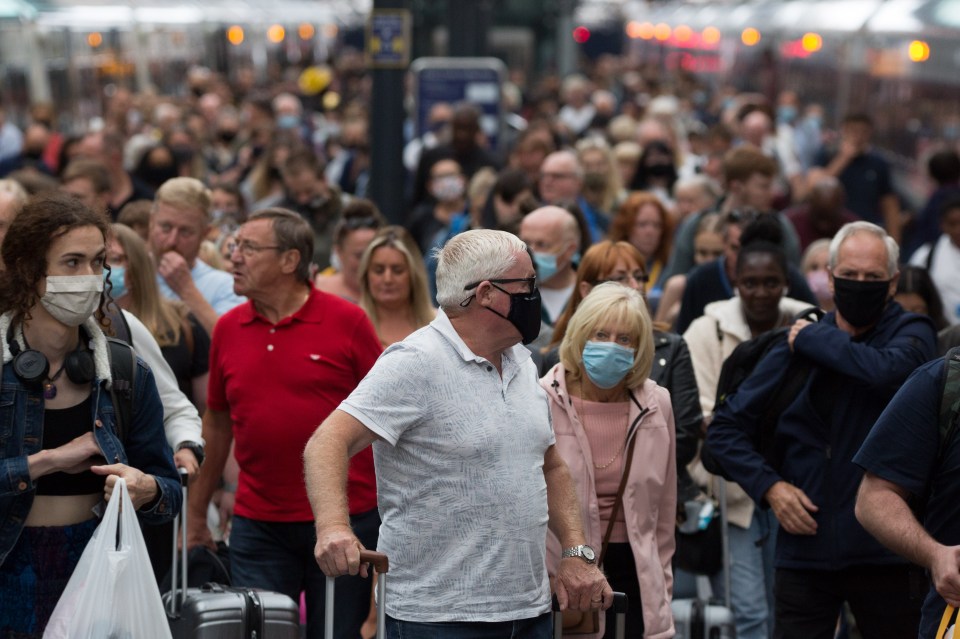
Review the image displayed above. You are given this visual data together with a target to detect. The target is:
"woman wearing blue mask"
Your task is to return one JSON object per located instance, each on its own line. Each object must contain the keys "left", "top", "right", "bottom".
{"left": 542, "top": 282, "right": 677, "bottom": 639}
{"left": 0, "top": 193, "right": 180, "bottom": 637}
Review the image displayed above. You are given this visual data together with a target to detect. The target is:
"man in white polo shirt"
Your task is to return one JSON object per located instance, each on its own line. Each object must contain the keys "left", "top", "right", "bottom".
{"left": 305, "top": 229, "right": 611, "bottom": 638}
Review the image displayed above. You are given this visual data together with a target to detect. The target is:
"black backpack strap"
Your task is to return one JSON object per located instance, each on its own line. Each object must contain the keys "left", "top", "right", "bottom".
{"left": 107, "top": 337, "right": 137, "bottom": 444}
{"left": 103, "top": 303, "right": 134, "bottom": 347}
{"left": 936, "top": 347, "right": 960, "bottom": 469}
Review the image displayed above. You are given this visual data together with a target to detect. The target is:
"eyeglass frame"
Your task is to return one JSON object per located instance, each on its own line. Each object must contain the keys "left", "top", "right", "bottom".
{"left": 231, "top": 240, "right": 285, "bottom": 257}
{"left": 460, "top": 277, "right": 538, "bottom": 307}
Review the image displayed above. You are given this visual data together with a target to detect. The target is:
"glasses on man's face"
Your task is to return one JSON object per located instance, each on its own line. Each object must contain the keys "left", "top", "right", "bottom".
{"left": 232, "top": 240, "right": 284, "bottom": 258}
{"left": 599, "top": 271, "right": 648, "bottom": 286}
{"left": 464, "top": 277, "right": 538, "bottom": 294}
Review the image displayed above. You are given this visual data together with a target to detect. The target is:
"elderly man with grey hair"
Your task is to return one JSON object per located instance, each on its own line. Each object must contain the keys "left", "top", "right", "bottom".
{"left": 305, "top": 229, "right": 612, "bottom": 638}
{"left": 520, "top": 205, "right": 582, "bottom": 325}
{"left": 706, "top": 221, "right": 937, "bottom": 638}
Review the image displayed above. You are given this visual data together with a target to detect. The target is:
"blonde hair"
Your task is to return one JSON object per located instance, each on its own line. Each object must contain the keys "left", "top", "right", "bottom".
{"left": 559, "top": 282, "right": 654, "bottom": 390}
{"left": 359, "top": 226, "right": 435, "bottom": 332}
{"left": 152, "top": 177, "right": 212, "bottom": 224}
{"left": 110, "top": 223, "right": 187, "bottom": 347}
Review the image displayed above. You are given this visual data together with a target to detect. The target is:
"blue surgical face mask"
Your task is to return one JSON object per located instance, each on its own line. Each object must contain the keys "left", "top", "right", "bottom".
{"left": 533, "top": 251, "right": 559, "bottom": 281}
{"left": 582, "top": 340, "right": 636, "bottom": 389}
{"left": 277, "top": 114, "right": 300, "bottom": 130}
{"left": 107, "top": 265, "right": 127, "bottom": 299}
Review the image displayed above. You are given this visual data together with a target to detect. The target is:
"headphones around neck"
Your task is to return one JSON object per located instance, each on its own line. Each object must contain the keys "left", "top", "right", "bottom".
{"left": 8, "top": 325, "right": 96, "bottom": 387}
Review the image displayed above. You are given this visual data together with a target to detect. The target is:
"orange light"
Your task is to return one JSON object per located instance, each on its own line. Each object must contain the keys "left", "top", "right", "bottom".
{"left": 741, "top": 27, "right": 761, "bottom": 46}
{"left": 298, "top": 23, "right": 315, "bottom": 40}
{"left": 626, "top": 21, "right": 644, "bottom": 39}
{"left": 227, "top": 25, "right": 244, "bottom": 46}
{"left": 801, "top": 32, "right": 822, "bottom": 52}
{"left": 674, "top": 25, "right": 693, "bottom": 42}
{"left": 323, "top": 23, "right": 339, "bottom": 39}
{"left": 654, "top": 23, "right": 672, "bottom": 41}
{"left": 701, "top": 27, "right": 721, "bottom": 45}
{"left": 267, "top": 24, "right": 285, "bottom": 44}
{"left": 908, "top": 40, "right": 930, "bottom": 62}
{"left": 87, "top": 32, "right": 103, "bottom": 48}
{"left": 638, "top": 22, "right": 655, "bottom": 40}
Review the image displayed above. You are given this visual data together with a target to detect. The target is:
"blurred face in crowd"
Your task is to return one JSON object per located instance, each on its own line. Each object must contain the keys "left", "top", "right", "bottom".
{"left": 737, "top": 252, "right": 786, "bottom": 329}
{"left": 828, "top": 231, "right": 897, "bottom": 299}
{"left": 539, "top": 153, "right": 582, "bottom": 204}
{"left": 211, "top": 188, "right": 242, "bottom": 219}
{"left": 149, "top": 201, "right": 208, "bottom": 266}
{"left": 674, "top": 183, "right": 715, "bottom": 221}
{"left": 629, "top": 204, "right": 663, "bottom": 261}
{"left": 284, "top": 169, "right": 328, "bottom": 208}
{"left": 61, "top": 177, "right": 108, "bottom": 215}
{"left": 733, "top": 172, "right": 773, "bottom": 212}
{"left": 694, "top": 229, "right": 725, "bottom": 265}
{"left": 338, "top": 228, "right": 378, "bottom": 289}
{"left": 519, "top": 207, "right": 578, "bottom": 284}
{"left": 429, "top": 159, "right": 466, "bottom": 204}
{"left": 579, "top": 254, "right": 646, "bottom": 300}
{"left": 367, "top": 246, "right": 412, "bottom": 309}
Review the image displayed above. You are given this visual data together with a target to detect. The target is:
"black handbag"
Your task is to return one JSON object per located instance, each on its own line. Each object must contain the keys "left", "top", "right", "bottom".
{"left": 673, "top": 501, "right": 722, "bottom": 575}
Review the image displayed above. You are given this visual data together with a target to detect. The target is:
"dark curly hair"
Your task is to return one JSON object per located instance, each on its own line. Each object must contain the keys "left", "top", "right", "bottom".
{"left": 0, "top": 191, "right": 112, "bottom": 326}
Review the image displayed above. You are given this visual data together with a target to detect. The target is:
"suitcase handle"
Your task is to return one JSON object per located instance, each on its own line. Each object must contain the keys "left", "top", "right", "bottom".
{"left": 550, "top": 592, "right": 628, "bottom": 614}
{"left": 359, "top": 550, "right": 389, "bottom": 574}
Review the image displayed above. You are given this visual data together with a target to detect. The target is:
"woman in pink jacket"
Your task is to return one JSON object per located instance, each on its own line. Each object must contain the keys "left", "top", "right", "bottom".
{"left": 542, "top": 282, "right": 677, "bottom": 639}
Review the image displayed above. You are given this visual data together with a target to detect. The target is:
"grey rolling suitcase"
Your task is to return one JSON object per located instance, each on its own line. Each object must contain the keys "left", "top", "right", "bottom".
{"left": 552, "top": 592, "right": 629, "bottom": 639}
{"left": 164, "top": 470, "right": 300, "bottom": 638}
{"left": 325, "top": 550, "right": 389, "bottom": 638}
{"left": 671, "top": 477, "right": 736, "bottom": 639}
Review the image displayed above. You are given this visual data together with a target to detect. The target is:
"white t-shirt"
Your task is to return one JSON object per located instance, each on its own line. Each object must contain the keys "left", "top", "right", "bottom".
{"left": 339, "top": 310, "right": 555, "bottom": 622}
{"left": 540, "top": 284, "right": 574, "bottom": 326}
{"left": 909, "top": 235, "right": 960, "bottom": 325}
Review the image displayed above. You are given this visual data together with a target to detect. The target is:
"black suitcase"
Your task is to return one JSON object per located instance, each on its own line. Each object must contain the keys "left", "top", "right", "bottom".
{"left": 163, "top": 470, "right": 300, "bottom": 638}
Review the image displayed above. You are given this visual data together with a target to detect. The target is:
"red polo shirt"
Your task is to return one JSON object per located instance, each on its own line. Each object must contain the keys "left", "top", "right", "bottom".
{"left": 208, "top": 286, "right": 382, "bottom": 521}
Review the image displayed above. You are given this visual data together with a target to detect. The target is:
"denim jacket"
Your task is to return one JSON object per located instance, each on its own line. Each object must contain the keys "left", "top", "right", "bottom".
{"left": 0, "top": 314, "right": 181, "bottom": 566}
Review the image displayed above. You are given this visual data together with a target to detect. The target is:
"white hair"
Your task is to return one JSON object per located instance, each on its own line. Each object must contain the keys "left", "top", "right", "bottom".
{"left": 435, "top": 230, "right": 528, "bottom": 311}
{"left": 828, "top": 221, "right": 899, "bottom": 277}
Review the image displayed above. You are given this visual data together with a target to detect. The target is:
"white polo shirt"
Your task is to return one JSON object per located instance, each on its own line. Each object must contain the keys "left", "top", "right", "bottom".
{"left": 339, "top": 309, "right": 555, "bottom": 622}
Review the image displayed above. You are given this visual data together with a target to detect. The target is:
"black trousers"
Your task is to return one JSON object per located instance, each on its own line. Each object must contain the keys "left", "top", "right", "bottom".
{"left": 773, "top": 564, "right": 926, "bottom": 639}
{"left": 603, "top": 542, "right": 645, "bottom": 639}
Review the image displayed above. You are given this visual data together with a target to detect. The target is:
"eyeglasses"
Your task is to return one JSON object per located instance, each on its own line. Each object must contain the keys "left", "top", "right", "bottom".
{"left": 232, "top": 240, "right": 284, "bottom": 257}
{"left": 599, "top": 271, "right": 648, "bottom": 286}
{"left": 539, "top": 171, "right": 578, "bottom": 181}
{"left": 464, "top": 277, "right": 537, "bottom": 293}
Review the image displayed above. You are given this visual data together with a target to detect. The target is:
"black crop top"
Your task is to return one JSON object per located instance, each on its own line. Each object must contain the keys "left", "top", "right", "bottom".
{"left": 36, "top": 395, "right": 106, "bottom": 496}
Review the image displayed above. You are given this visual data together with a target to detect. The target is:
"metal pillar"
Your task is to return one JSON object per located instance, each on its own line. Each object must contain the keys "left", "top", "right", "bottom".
{"left": 446, "top": 0, "right": 491, "bottom": 57}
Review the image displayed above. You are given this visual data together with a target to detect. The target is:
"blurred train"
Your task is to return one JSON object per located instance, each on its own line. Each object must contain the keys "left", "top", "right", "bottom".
{"left": 578, "top": 0, "right": 960, "bottom": 183}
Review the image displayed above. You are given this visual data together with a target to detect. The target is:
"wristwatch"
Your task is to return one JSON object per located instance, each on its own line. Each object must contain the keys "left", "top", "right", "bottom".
{"left": 176, "top": 442, "right": 205, "bottom": 467}
{"left": 562, "top": 544, "right": 597, "bottom": 564}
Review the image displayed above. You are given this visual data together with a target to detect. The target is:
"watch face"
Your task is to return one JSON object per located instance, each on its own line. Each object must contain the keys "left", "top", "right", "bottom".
{"left": 582, "top": 546, "right": 596, "bottom": 561}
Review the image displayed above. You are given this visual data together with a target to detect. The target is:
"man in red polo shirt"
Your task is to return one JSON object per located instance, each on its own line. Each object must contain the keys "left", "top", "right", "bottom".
{"left": 187, "top": 207, "right": 382, "bottom": 639}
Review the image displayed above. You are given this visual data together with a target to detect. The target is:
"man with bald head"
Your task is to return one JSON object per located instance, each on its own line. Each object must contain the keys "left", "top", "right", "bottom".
{"left": 520, "top": 206, "right": 581, "bottom": 325}
{"left": 538, "top": 150, "right": 606, "bottom": 242}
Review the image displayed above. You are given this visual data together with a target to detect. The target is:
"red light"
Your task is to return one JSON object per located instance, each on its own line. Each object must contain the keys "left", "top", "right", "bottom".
{"left": 573, "top": 26, "right": 590, "bottom": 44}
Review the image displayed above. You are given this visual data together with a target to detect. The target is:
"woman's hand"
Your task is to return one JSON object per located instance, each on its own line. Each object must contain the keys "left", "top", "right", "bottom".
{"left": 55, "top": 432, "right": 105, "bottom": 474}
{"left": 91, "top": 463, "right": 159, "bottom": 509}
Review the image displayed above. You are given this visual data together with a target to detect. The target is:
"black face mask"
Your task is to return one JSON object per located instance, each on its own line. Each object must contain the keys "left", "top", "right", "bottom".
{"left": 486, "top": 283, "right": 542, "bottom": 345}
{"left": 833, "top": 277, "right": 891, "bottom": 328}
{"left": 645, "top": 163, "right": 675, "bottom": 178}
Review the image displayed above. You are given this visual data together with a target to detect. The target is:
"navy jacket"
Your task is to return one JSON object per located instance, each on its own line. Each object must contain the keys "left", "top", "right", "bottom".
{"left": 706, "top": 303, "right": 937, "bottom": 569}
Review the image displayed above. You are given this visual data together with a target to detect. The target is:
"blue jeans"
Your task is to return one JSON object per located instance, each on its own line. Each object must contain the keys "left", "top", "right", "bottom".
{"left": 386, "top": 612, "right": 552, "bottom": 639}
{"left": 230, "top": 508, "right": 380, "bottom": 639}
{"left": 723, "top": 508, "right": 777, "bottom": 639}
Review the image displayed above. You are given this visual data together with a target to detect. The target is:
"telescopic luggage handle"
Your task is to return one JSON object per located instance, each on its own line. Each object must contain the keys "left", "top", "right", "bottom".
{"left": 552, "top": 592, "right": 628, "bottom": 639}
{"left": 325, "top": 550, "right": 389, "bottom": 639}
{"left": 169, "top": 467, "right": 189, "bottom": 616}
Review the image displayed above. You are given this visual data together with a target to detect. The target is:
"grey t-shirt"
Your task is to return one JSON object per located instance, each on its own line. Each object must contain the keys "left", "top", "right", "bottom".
{"left": 339, "top": 310, "right": 555, "bottom": 622}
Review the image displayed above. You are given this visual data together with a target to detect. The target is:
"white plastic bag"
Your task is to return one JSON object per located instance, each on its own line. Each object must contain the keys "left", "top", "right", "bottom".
{"left": 44, "top": 478, "right": 173, "bottom": 639}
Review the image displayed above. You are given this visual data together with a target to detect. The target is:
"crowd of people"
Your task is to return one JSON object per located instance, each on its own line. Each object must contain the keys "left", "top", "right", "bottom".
{"left": 0, "top": 51, "right": 960, "bottom": 639}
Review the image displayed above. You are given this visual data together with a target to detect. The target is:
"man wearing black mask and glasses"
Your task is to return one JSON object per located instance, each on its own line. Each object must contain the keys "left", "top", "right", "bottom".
{"left": 706, "top": 221, "right": 937, "bottom": 638}
{"left": 305, "top": 229, "right": 612, "bottom": 638}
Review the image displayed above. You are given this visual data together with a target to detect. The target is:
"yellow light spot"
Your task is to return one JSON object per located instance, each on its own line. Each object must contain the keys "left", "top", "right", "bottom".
{"left": 702, "top": 27, "right": 721, "bottom": 45}
{"left": 626, "top": 21, "right": 644, "bottom": 39}
{"left": 741, "top": 27, "right": 761, "bottom": 46}
{"left": 298, "top": 23, "right": 315, "bottom": 40}
{"left": 638, "top": 22, "right": 655, "bottom": 40}
{"left": 654, "top": 23, "right": 672, "bottom": 41}
{"left": 227, "top": 25, "right": 244, "bottom": 46}
{"left": 675, "top": 25, "right": 693, "bottom": 42}
{"left": 267, "top": 24, "right": 285, "bottom": 44}
{"left": 908, "top": 40, "right": 930, "bottom": 62}
{"left": 87, "top": 32, "right": 103, "bottom": 48}
{"left": 801, "top": 33, "right": 822, "bottom": 53}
